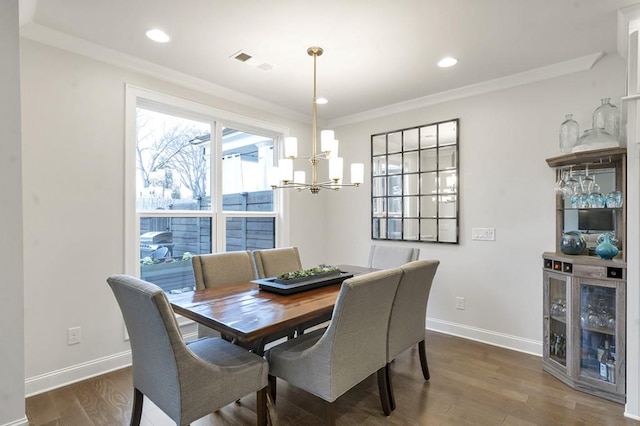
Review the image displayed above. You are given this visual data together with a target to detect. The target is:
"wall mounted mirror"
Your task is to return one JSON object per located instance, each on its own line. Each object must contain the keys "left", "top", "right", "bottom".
{"left": 371, "top": 119, "right": 459, "bottom": 243}
{"left": 563, "top": 167, "right": 616, "bottom": 235}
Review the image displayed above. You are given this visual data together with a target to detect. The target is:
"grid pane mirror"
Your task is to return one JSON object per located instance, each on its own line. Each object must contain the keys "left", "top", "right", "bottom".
{"left": 371, "top": 119, "right": 459, "bottom": 243}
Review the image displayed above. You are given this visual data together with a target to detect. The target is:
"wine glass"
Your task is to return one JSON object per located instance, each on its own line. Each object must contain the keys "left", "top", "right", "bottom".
{"left": 588, "top": 176, "right": 605, "bottom": 208}
{"left": 555, "top": 169, "right": 570, "bottom": 197}
{"left": 580, "top": 164, "right": 594, "bottom": 194}
{"left": 565, "top": 167, "right": 579, "bottom": 198}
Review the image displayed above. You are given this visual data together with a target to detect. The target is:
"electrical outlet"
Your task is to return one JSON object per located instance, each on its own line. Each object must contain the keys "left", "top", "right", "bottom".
{"left": 68, "top": 326, "right": 81, "bottom": 345}
{"left": 456, "top": 297, "right": 465, "bottom": 310}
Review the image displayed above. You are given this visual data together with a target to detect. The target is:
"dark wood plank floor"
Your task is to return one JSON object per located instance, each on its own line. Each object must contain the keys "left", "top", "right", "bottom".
{"left": 26, "top": 331, "right": 638, "bottom": 425}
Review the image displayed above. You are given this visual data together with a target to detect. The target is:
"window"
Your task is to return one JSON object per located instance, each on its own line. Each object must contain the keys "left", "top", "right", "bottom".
{"left": 125, "top": 87, "right": 286, "bottom": 292}
{"left": 371, "top": 119, "right": 459, "bottom": 243}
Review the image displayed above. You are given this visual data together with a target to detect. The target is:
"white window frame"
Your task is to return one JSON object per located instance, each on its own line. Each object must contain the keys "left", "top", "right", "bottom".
{"left": 124, "top": 85, "right": 290, "bottom": 276}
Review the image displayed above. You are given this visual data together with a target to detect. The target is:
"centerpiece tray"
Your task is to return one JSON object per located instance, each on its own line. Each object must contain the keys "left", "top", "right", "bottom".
{"left": 253, "top": 271, "right": 354, "bottom": 295}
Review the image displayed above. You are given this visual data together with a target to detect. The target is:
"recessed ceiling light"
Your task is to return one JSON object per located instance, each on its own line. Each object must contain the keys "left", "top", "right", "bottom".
{"left": 146, "top": 29, "right": 171, "bottom": 43}
{"left": 437, "top": 57, "right": 458, "bottom": 68}
{"left": 316, "top": 97, "right": 328, "bottom": 105}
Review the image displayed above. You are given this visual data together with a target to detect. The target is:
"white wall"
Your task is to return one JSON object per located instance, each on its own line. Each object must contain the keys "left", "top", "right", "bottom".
{"left": 0, "top": 0, "right": 26, "bottom": 424}
{"left": 325, "top": 53, "right": 627, "bottom": 353}
{"left": 19, "top": 38, "right": 324, "bottom": 393}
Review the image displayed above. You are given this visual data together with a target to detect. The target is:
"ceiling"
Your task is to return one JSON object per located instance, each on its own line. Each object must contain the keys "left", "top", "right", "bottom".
{"left": 18, "top": 0, "right": 640, "bottom": 123}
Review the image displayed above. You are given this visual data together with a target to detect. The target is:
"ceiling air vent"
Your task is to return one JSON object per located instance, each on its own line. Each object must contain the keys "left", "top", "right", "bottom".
{"left": 233, "top": 51, "right": 252, "bottom": 62}
{"left": 230, "top": 50, "right": 273, "bottom": 71}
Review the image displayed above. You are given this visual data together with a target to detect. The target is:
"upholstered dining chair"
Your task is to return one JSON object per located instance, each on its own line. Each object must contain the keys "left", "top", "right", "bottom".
{"left": 266, "top": 268, "right": 404, "bottom": 424}
{"left": 192, "top": 251, "right": 257, "bottom": 338}
{"left": 252, "top": 246, "right": 303, "bottom": 278}
{"left": 106, "top": 274, "right": 268, "bottom": 426}
{"left": 254, "top": 246, "right": 323, "bottom": 337}
{"left": 385, "top": 259, "right": 440, "bottom": 411}
{"left": 368, "top": 244, "right": 420, "bottom": 269}
{"left": 192, "top": 251, "right": 257, "bottom": 289}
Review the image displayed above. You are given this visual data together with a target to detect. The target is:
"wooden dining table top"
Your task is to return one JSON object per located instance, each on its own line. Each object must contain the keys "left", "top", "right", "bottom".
{"left": 168, "top": 264, "right": 375, "bottom": 350}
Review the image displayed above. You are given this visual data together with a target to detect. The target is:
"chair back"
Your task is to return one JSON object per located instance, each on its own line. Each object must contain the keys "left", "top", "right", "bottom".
{"left": 368, "top": 245, "right": 419, "bottom": 269}
{"left": 107, "top": 275, "right": 188, "bottom": 421}
{"left": 192, "top": 251, "right": 257, "bottom": 290}
{"left": 387, "top": 259, "right": 439, "bottom": 361}
{"left": 313, "top": 268, "right": 403, "bottom": 400}
{"left": 253, "top": 246, "right": 302, "bottom": 278}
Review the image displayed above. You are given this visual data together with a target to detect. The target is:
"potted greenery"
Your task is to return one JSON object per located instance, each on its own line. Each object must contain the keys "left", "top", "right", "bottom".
{"left": 140, "top": 252, "right": 195, "bottom": 292}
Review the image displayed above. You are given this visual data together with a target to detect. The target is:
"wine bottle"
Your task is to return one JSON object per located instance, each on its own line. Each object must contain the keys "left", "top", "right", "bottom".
{"left": 600, "top": 339, "right": 611, "bottom": 381}
{"left": 606, "top": 343, "right": 616, "bottom": 383}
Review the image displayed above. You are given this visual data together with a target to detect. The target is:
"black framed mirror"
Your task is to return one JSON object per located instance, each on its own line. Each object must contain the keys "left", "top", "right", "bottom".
{"left": 371, "top": 119, "right": 459, "bottom": 243}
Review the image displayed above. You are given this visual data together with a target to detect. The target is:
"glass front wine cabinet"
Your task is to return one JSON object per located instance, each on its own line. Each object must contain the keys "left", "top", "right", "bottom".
{"left": 542, "top": 254, "right": 626, "bottom": 403}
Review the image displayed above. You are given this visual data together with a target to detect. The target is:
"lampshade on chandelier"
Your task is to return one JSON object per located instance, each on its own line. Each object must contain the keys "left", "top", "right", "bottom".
{"left": 269, "top": 47, "right": 364, "bottom": 194}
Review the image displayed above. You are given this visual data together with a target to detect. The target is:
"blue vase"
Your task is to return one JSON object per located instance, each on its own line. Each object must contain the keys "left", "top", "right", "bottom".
{"left": 595, "top": 233, "right": 619, "bottom": 260}
{"left": 560, "top": 231, "right": 586, "bottom": 255}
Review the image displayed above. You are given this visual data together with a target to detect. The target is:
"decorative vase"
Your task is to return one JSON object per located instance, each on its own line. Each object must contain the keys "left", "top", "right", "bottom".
{"left": 592, "top": 98, "right": 620, "bottom": 141}
{"left": 595, "top": 232, "right": 619, "bottom": 260}
{"left": 596, "top": 232, "right": 619, "bottom": 248}
{"left": 572, "top": 128, "right": 618, "bottom": 153}
{"left": 560, "top": 231, "right": 586, "bottom": 255}
{"left": 559, "top": 114, "right": 580, "bottom": 153}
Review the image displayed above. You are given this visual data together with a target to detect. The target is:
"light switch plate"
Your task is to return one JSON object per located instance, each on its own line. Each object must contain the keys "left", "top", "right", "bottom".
{"left": 472, "top": 228, "right": 496, "bottom": 241}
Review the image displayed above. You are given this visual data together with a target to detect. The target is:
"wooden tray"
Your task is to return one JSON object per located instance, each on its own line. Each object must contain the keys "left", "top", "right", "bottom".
{"left": 253, "top": 271, "right": 354, "bottom": 295}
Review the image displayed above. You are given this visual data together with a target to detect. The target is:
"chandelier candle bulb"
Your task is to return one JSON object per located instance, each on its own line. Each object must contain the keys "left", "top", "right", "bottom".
{"left": 329, "top": 157, "right": 344, "bottom": 181}
{"left": 321, "top": 130, "right": 335, "bottom": 152}
{"left": 279, "top": 158, "right": 294, "bottom": 183}
{"left": 351, "top": 163, "right": 364, "bottom": 185}
{"left": 294, "top": 171, "right": 306, "bottom": 184}
{"left": 284, "top": 137, "right": 298, "bottom": 158}
{"left": 328, "top": 139, "right": 339, "bottom": 159}
{"left": 268, "top": 167, "right": 280, "bottom": 187}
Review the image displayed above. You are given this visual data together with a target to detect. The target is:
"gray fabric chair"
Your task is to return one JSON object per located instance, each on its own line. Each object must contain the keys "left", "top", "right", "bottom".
{"left": 368, "top": 245, "right": 420, "bottom": 269}
{"left": 192, "top": 251, "right": 257, "bottom": 338}
{"left": 266, "top": 268, "right": 403, "bottom": 424}
{"left": 107, "top": 274, "right": 268, "bottom": 426}
{"left": 192, "top": 251, "right": 257, "bottom": 289}
{"left": 386, "top": 259, "right": 440, "bottom": 411}
{"left": 252, "top": 246, "right": 302, "bottom": 278}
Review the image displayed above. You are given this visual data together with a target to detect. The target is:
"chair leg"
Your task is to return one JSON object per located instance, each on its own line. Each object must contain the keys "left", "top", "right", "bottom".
{"left": 418, "top": 339, "right": 430, "bottom": 381}
{"left": 268, "top": 374, "right": 277, "bottom": 403}
{"left": 256, "top": 387, "right": 267, "bottom": 426}
{"left": 323, "top": 400, "right": 336, "bottom": 426}
{"left": 376, "top": 367, "right": 392, "bottom": 416}
{"left": 130, "top": 388, "right": 143, "bottom": 426}
{"left": 385, "top": 363, "right": 396, "bottom": 411}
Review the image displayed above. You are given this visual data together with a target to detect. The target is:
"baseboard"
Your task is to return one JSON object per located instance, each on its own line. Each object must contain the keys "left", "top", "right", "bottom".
{"left": 624, "top": 411, "right": 640, "bottom": 421}
{"left": 25, "top": 329, "right": 200, "bottom": 397}
{"left": 1, "top": 416, "right": 28, "bottom": 426}
{"left": 25, "top": 350, "right": 133, "bottom": 397}
{"left": 426, "top": 317, "right": 543, "bottom": 356}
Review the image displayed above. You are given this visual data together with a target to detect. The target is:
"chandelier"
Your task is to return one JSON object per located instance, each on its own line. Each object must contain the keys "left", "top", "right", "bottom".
{"left": 269, "top": 47, "right": 364, "bottom": 194}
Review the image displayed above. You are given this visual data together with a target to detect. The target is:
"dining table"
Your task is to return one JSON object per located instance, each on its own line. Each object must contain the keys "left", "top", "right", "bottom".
{"left": 168, "top": 264, "right": 375, "bottom": 355}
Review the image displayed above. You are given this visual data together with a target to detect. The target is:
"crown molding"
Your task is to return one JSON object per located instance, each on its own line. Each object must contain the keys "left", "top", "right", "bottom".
{"left": 19, "top": 22, "right": 310, "bottom": 124}
{"left": 329, "top": 51, "right": 605, "bottom": 128}
{"left": 19, "top": 22, "right": 605, "bottom": 130}
{"left": 18, "top": 0, "right": 36, "bottom": 27}
{"left": 618, "top": 4, "right": 640, "bottom": 59}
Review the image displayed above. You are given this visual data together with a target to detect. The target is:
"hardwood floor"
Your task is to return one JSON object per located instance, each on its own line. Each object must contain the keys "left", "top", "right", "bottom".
{"left": 26, "top": 331, "right": 638, "bottom": 425}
